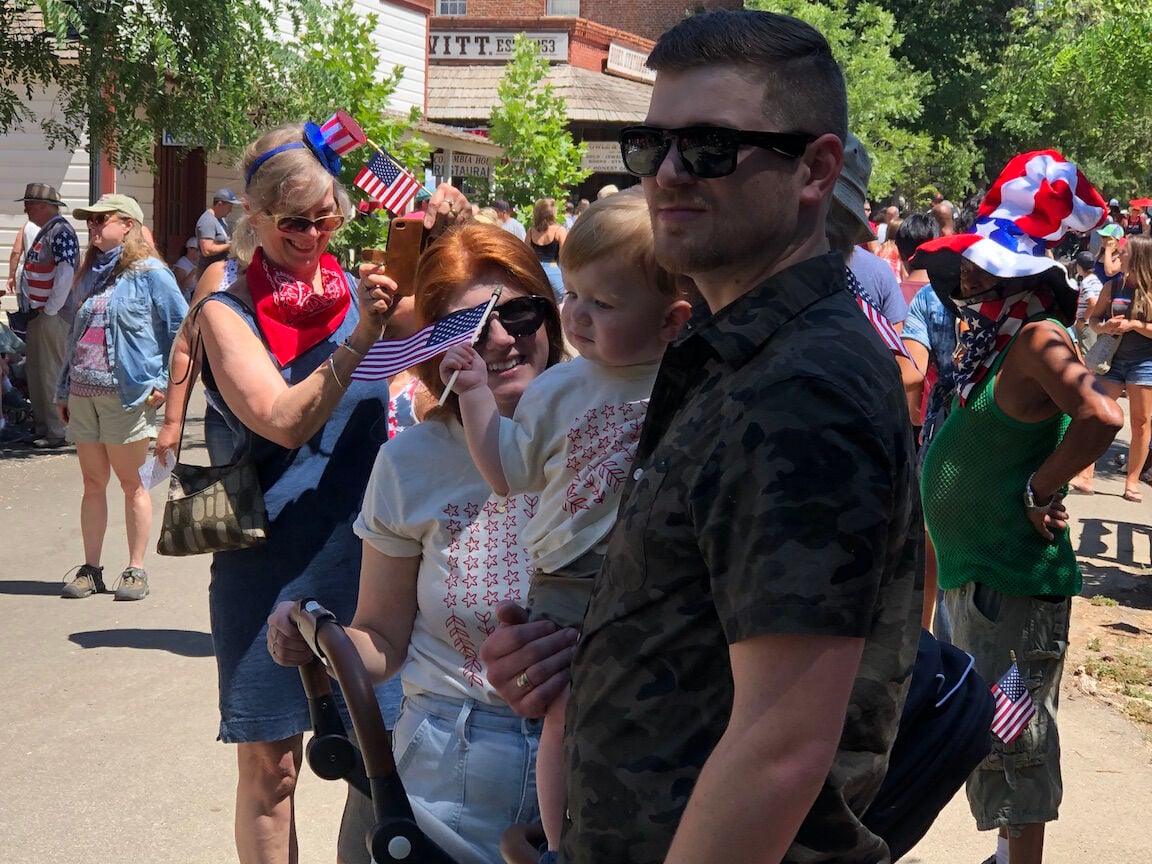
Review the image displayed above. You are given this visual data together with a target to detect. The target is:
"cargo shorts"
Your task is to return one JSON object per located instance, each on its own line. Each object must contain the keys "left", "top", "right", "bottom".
{"left": 943, "top": 581, "right": 1070, "bottom": 830}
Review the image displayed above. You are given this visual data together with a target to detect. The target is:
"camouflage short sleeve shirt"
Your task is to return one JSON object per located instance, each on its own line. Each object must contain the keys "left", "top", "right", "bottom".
{"left": 562, "top": 253, "right": 923, "bottom": 864}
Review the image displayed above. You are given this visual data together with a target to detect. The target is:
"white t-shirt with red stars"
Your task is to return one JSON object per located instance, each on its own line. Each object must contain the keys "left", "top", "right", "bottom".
{"left": 355, "top": 417, "right": 536, "bottom": 705}
{"left": 498, "top": 356, "right": 658, "bottom": 574}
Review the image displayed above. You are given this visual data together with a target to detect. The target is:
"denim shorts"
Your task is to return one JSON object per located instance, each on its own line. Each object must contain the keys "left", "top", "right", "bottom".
{"left": 338, "top": 691, "right": 541, "bottom": 864}
{"left": 943, "top": 582, "right": 1070, "bottom": 830}
{"left": 1101, "top": 353, "right": 1152, "bottom": 387}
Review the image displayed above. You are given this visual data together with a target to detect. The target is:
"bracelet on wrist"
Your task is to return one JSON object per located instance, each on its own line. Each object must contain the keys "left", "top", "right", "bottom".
{"left": 339, "top": 336, "right": 367, "bottom": 360}
{"left": 327, "top": 356, "right": 348, "bottom": 390}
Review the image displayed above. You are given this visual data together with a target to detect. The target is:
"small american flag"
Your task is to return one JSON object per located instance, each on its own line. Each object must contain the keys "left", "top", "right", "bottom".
{"left": 351, "top": 302, "right": 490, "bottom": 381}
{"left": 355, "top": 151, "right": 423, "bottom": 215}
{"left": 990, "top": 662, "right": 1036, "bottom": 744}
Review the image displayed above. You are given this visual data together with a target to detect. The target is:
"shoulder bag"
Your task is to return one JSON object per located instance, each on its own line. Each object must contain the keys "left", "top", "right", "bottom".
{"left": 156, "top": 298, "right": 269, "bottom": 556}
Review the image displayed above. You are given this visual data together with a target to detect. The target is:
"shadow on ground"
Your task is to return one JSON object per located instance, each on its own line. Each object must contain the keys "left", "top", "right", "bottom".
{"left": 0, "top": 579, "right": 67, "bottom": 596}
{"left": 70, "top": 628, "right": 214, "bottom": 657}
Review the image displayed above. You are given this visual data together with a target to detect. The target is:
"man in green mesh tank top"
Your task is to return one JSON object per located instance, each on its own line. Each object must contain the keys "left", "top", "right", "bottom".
{"left": 916, "top": 152, "right": 1123, "bottom": 864}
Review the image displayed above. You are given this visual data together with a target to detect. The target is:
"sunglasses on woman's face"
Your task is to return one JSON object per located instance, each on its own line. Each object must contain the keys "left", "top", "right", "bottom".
{"left": 86, "top": 213, "right": 125, "bottom": 227}
{"left": 477, "top": 295, "right": 552, "bottom": 345}
{"left": 267, "top": 211, "right": 346, "bottom": 234}
{"left": 619, "top": 124, "right": 815, "bottom": 179}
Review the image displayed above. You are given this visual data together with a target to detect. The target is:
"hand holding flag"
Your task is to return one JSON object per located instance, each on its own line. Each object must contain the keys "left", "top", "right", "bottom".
{"left": 350, "top": 301, "right": 491, "bottom": 382}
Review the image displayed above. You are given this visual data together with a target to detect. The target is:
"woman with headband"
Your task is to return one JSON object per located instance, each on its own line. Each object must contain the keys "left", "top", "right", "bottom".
{"left": 193, "top": 117, "right": 468, "bottom": 863}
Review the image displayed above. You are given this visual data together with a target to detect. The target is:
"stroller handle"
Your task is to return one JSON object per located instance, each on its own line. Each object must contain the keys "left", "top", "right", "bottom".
{"left": 289, "top": 599, "right": 400, "bottom": 796}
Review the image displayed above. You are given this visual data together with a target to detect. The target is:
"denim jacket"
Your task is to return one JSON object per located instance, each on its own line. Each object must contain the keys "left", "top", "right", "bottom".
{"left": 57, "top": 257, "right": 189, "bottom": 407}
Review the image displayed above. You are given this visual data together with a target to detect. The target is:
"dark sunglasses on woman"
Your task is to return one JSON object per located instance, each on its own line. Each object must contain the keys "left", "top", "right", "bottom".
{"left": 618, "top": 125, "right": 815, "bottom": 178}
{"left": 86, "top": 213, "right": 126, "bottom": 226}
{"left": 477, "top": 295, "right": 553, "bottom": 345}
{"left": 267, "top": 212, "right": 347, "bottom": 234}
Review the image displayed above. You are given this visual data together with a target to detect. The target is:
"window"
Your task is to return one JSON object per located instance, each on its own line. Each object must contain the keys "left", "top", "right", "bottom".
{"left": 437, "top": 0, "right": 467, "bottom": 14}
{"left": 546, "top": 0, "right": 580, "bottom": 15}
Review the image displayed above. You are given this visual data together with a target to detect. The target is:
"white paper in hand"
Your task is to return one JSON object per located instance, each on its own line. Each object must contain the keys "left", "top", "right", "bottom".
{"left": 139, "top": 449, "right": 177, "bottom": 490}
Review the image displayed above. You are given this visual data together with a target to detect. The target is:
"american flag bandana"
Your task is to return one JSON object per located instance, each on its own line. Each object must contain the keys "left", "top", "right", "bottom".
{"left": 952, "top": 290, "right": 1051, "bottom": 405}
{"left": 318, "top": 111, "right": 366, "bottom": 156}
{"left": 355, "top": 151, "right": 423, "bottom": 215}
{"left": 990, "top": 661, "right": 1036, "bottom": 745}
{"left": 351, "top": 302, "right": 491, "bottom": 381}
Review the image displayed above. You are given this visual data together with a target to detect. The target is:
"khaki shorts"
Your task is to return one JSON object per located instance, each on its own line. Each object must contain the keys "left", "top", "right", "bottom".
{"left": 526, "top": 549, "right": 603, "bottom": 631}
{"left": 66, "top": 393, "right": 157, "bottom": 445}
{"left": 943, "top": 582, "right": 1070, "bottom": 830}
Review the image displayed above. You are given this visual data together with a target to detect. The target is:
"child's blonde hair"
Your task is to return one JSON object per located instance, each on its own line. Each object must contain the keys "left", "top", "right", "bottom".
{"left": 559, "top": 187, "right": 680, "bottom": 297}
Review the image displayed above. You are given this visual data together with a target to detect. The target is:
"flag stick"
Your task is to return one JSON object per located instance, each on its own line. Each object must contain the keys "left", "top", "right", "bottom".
{"left": 439, "top": 285, "right": 504, "bottom": 406}
{"left": 363, "top": 137, "right": 432, "bottom": 198}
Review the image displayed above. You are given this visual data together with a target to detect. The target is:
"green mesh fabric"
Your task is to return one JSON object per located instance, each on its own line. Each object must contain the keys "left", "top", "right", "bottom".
{"left": 921, "top": 327, "right": 1079, "bottom": 598}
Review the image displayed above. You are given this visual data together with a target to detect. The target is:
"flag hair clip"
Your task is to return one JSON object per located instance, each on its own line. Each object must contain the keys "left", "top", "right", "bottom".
{"left": 245, "top": 110, "right": 367, "bottom": 188}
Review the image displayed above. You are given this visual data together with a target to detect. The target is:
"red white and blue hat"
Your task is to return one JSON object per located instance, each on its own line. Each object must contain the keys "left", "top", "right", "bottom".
{"left": 246, "top": 110, "right": 367, "bottom": 188}
{"left": 914, "top": 150, "right": 1107, "bottom": 320}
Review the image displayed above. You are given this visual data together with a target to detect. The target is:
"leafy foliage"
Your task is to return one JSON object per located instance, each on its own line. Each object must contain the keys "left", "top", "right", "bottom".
{"left": 488, "top": 33, "right": 590, "bottom": 222}
{"left": 981, "top": 1, "right": 1152, "bottom": 197}
{"left": 4, "top": 0, "right": 424, "bottom": 258}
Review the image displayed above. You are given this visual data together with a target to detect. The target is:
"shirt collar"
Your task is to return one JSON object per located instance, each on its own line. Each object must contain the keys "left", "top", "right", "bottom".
{"left": 679, "top": 252, "right": 846, "bottom": 367}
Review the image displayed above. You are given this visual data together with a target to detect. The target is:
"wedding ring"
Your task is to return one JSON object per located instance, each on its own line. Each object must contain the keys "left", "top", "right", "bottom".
{"left": 516, "top": 670, "right": 534, "bottom": 690}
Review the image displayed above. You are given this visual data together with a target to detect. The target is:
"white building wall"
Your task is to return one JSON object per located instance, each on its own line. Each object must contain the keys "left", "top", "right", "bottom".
{"left": 360, "top": 1, "right": 427, "bottom": 113}
{"left": 0, "top": 86, "right": 89, "bottom": 285}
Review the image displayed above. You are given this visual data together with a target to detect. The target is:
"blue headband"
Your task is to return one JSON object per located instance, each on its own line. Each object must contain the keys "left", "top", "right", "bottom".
{"left": 244, "top": 122, "right": 343, "bottom": 188}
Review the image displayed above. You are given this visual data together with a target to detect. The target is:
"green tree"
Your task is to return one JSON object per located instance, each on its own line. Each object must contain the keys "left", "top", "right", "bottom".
{"left": 750, "top": 0, "right": 965, "bottom": 204}
{"left": 288, "top": 0, "right": 430, "bottom": 260}
{"left": 488, "top": 33, "right": 590, "bottom": 221}
{"left": 981, "top": 1, "right": 1152, "bottom": 196}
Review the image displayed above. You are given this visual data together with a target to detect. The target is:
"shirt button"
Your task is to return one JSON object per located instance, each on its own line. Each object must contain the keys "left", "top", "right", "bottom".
{"left": 632, "top": 469, "right": 643, "bottom": 480}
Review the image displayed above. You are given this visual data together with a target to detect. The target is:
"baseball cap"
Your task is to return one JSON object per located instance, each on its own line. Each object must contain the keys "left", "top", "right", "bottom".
{"left": 1108, "top": 198, "right": 1120, "bottom": 208}
{"left": 832, "top": 132, "right": 876, "bottom": 244}
{"left": 73, "top": 193, "right": 145, "bottom": 224}
{"left": 185, "top": 236, "right": 199, "bottom": 250}
{"left": 1097, "top": 223, "right": 1125, "bottom": 239}
{"left": 1075, "top": 251, "right": 1095, "bottom": 271}
{"left": 213, "top": 187, "right": 240, "bottom": 204}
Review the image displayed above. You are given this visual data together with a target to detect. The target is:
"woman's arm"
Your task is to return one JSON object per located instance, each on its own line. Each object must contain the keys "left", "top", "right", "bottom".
{"left": 268, "top": 545, "right": 421, "bottom": 684}
{"left": 555, "top": 224, "right": 568, "bottom": 248}
{"left": 155, "top": 262, "right": 230, "bottom": 463}
{"left": 1088, "top": 283, "right": 1114, "bottom": 332}
{"left": 198, "top": 270, "right": 398, "bottom": 449}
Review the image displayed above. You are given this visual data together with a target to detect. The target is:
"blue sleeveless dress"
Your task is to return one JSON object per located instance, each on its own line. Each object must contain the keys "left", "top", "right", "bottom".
{"left": 202, "top": 289, "right": 398, "bottom": 743}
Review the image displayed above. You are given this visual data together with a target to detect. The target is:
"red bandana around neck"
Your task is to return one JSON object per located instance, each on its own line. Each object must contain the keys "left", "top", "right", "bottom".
{"left": 247, "top": 246, "right": 351, "bottom": 366}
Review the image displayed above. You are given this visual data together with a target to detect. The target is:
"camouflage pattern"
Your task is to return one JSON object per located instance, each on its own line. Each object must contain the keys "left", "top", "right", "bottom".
{"left": 562, "top": 253, "right": 924, "bottom": 864}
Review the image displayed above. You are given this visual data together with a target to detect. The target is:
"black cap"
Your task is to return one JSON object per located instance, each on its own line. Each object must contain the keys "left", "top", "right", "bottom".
{"left": 1075, "top": 251, "right": 1096, "bottom": 271}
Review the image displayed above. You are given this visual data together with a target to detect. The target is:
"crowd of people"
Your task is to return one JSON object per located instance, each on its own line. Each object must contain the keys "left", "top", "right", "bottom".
{"left": 3, "top": 8, "right": 1152, "bottom": 864}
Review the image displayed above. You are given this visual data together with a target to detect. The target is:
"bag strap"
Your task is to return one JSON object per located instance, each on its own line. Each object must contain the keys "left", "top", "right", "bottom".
{"left": 168, "top": 289, "right": 268, "bottom": 465}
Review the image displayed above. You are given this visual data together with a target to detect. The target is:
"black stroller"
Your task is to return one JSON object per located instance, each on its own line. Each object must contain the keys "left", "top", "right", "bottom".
{"left": 291, "top": 599, "right": 517, "bottom": 864}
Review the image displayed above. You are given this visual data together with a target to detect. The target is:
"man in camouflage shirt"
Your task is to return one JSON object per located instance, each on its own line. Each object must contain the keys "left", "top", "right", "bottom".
{"left": 483, "top": 10, "right": 922, "bottom": 863}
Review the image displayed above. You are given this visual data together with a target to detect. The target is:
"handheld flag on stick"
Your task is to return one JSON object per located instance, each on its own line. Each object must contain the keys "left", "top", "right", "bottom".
{"left": 350, "top": 302, "right": 491, "bottom": 382}
{"left": 355, "top": 149, "right": 423, "bottom": 215}
{"left": 990, "top": 653, "right": 1036, "bottom": 745}
{"left": 439, "top": 284, "right": 504, "bottom": 406}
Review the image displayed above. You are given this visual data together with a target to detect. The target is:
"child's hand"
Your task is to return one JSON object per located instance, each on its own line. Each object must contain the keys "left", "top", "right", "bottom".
{"left": 440, "top": 344, "right": 488, "bottom": 393}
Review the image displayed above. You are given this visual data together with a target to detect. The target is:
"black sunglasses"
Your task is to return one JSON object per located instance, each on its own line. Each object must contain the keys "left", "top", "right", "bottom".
{"left": 266, "top": 211, "right": 346, "bottom": 234}
{"left": 478, "top": 295, "right": 553, "bottom": 345}
{"left": 619, "top": 125, "right": 815, "bottom": 178}
{"left": 86, "top": 212, "right": 127, "bottom": 226}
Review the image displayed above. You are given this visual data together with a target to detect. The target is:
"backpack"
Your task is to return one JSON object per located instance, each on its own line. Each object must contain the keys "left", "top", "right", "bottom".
{"left": 862, "top": 628, "right": 995, "bottom": 861}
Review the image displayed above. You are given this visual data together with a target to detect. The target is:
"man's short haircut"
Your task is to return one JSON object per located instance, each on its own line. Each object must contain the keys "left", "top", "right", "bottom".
{"left": 894, "top": 213, "right": 940, "bottom": 264}
{"left": 560, "top": 188, "right": 679, "bottom": 298}
{"left": 492, "top": 199, "right": 511, "bottom": 214}
{"left": 646, "top": 9, "right": 847, "bottom": 142}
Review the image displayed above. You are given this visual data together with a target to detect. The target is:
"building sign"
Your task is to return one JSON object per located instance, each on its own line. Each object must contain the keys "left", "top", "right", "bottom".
{"left": 581, "top": 141, "right": 626, "bottom": 174}
{"left": 431, "top": 151, "right": 493, "bottom": 178}
{"left": 429, "top": 31, "right": 568, "bottom": 62}
{"left": 606, "top": 42, "right": 656, "bottom": 84}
